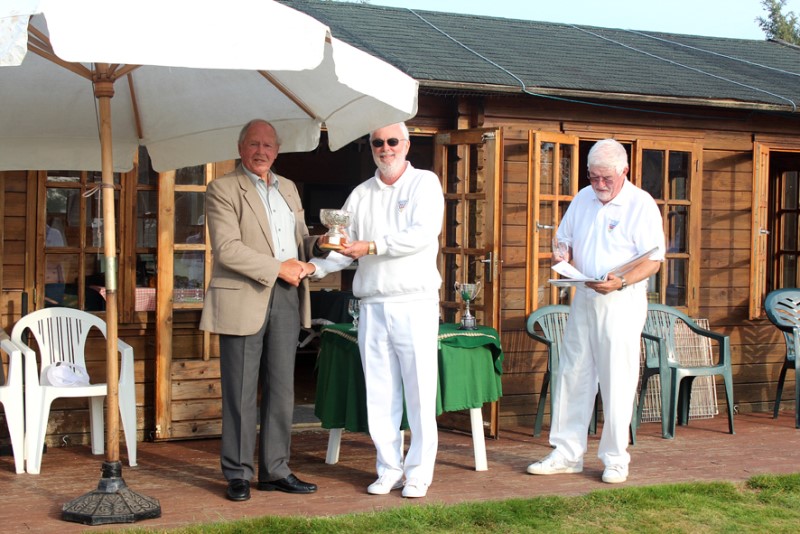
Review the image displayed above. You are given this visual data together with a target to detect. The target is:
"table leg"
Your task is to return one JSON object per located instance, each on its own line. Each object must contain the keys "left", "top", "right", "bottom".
{"left": 326, "top": 428, "right": 343, "bottom": 465}
{"left": 469, "top": 408, "right": 488, "bottom": 471}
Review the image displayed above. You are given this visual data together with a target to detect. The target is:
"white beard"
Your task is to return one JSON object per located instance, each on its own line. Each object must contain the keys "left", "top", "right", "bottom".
{"left": 374, "top": 155, "right": 406, "bottom": 179}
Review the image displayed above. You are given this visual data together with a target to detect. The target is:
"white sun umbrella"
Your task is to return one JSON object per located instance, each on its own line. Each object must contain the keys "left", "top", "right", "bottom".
{"left": 0, "top": 0, "right": 417, "bottom": 524}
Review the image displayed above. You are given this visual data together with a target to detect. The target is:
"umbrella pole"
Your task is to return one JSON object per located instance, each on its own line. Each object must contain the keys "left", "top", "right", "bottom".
{"left": 62, "top": 68, "right": 160, "bottom": 525}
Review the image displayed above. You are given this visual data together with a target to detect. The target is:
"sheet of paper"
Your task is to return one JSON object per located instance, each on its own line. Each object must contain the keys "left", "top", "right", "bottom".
{"left": 551, "top": 261, "right": 602, "bottom": 282}
{"left": 548, "top": 268, "right": 600, "bottom": 287}
{"left": 549, "top": 247, "right": 659, "bottom": 286}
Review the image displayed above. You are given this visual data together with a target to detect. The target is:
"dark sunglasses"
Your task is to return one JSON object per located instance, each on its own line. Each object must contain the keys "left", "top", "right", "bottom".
{"left": 371, "top": 138, "right": 405, "bottom": 148}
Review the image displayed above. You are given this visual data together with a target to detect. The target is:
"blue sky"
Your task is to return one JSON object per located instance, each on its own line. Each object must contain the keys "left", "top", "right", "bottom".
{"left": 362, "top": 0, "right": 800, "bottom": 40}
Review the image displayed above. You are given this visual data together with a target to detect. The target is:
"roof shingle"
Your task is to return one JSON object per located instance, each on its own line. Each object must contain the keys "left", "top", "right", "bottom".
{"left": 282, "top": 0, "right": 800, "bottom": 112}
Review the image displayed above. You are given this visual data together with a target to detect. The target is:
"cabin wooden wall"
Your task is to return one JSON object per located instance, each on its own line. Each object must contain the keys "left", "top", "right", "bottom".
{"left": 1, "top": 171, "right": 28, "bottom": 326}
{"left": 475, "top": 95, "right": 796, "bottom": 430}
{"left": 3, "top": 91, "right": 799, "bottom": 447}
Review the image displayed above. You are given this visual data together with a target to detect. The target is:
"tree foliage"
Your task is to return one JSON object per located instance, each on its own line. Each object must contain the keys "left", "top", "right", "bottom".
{"left": 758, "top": 0, "right": 800, "bottom": 43}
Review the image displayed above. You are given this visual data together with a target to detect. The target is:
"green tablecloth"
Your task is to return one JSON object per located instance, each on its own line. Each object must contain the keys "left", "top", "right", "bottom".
{"left": 314, "top": 323, "right": 504, "bottom": 432}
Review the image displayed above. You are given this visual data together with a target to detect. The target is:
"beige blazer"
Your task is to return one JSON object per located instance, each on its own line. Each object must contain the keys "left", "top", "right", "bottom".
{"left": 199, "top": 166, "right": 316, "bottom": 336}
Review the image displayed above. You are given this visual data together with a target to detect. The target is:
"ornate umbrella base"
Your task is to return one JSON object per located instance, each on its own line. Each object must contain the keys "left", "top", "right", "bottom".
{"left": 62, "top": 461, "right": 161, "bottom": 525}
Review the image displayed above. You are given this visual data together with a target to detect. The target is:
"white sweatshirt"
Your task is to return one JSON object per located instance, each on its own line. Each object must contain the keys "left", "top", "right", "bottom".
{"left": 311, "top": 164, "right": 444, "bottom": 303}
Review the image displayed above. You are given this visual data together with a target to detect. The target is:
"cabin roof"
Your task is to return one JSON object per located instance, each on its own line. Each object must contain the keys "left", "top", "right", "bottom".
{"left": 282, "top": 0, "right": 800, "bottom": 112}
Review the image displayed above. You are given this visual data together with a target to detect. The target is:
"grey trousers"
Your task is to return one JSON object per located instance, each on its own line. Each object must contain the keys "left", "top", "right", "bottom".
{"left": 219, "top": 280, "right": 300, "bottom": 482}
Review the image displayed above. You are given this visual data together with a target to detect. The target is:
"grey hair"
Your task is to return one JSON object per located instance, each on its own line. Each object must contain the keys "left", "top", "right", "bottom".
{"left": 587, "top": 138, "right": 628, "bottom": 175}
{"left": 369, "top": 122, "right": 410, "bottom": 141}
{"left": 238, "top": 119, "right": 281, "bottom": 146}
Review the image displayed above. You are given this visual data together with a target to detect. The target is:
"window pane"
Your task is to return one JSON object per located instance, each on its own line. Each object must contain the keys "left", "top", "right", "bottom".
{"left": 781, "top": 253, "right": 798, "bottom": 288}
{"left": 668, "top": 151, "right": 690, "bottom": 200}
{"left": 559, "top": 143, "right": 574, "bottom": 194}
{"left": 174, "top": 253, "right": 205, "bottom": 303}
{"left": 666, "top": 258, "right": 687, "bottom": 307}
{"left": 540, "top": 142, "right": 555, "bottom": 195}
{"left": 642, "top": 149, "right": 664, "bottom": 199}
{"left": 45, "top": 254, "right": 67, "bottom": 307}
{"left": 175, "top": 192, "right": 206, "bottom": 244}
{"left": 137, "top": 191, "right": 158, "bottom": 247}
{"left": 667, "top": 205, "right": 688, "bottom": 253}
{"left": 46, "top": 253, "right": 80, "bottom": 308}
{"left": 781, "top": 171, "right": 799, "bottom": 208}
{"left": 136, "top": 253, "right": 157, "bottom": 288}
{"left": 175, "top": 165, "right": 205, "bottom": 186}
{"left": 45, "top": 189, "right": 77, "bottom": 247}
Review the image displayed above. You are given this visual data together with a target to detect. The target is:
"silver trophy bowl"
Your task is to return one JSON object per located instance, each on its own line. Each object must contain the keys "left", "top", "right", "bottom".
{"left": 319, "top": 209, "right": 352, "bottom": 250}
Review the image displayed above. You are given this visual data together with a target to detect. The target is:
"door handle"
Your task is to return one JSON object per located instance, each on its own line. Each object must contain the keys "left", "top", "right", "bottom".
{"left": 478, "top": 252, "right": 495, "bottom": 283}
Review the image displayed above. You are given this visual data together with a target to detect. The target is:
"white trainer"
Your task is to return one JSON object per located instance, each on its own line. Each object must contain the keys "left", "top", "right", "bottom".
{"left": 367, "top": 473, "right": 404, "bottom": 495}
{"left": 602, "top": 464, "right": 628, "bottom": 484}
{"left": 401, "top": 478, "right": 428, "bottom": 498}
{"left": 526, "top": 451, "right": 583, "bottom": 475}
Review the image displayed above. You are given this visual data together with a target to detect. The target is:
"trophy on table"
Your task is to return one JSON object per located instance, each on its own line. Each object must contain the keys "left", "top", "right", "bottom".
{"left": 319, "top": 209, "right": 352, "bottom": 251}
{"left": 454, "top": 281, "right": 482, "bottom": 330}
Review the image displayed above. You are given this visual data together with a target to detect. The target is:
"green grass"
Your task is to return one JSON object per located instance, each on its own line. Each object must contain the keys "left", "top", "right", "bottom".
{"left": 122, "top": 473, "right": 800, "bottom": 534}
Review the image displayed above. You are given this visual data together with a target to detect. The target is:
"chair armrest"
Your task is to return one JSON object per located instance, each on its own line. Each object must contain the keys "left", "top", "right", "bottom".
{"left": 681, "top": 318, "right": 726, "bottom": 345}
{"left": 0, "top": 338, "right": 23, "bottom": 389}
{"left": 116, "top": 339, "right": 135, "bottom": 385}
{"left": 641, "top": 331, "right": 668, "bottom": 369}
{"left": 792, "top": 326, "right": 800, "bottom": 360}
{"left": 526, "top": 330, "right": 551, "bottom": 348}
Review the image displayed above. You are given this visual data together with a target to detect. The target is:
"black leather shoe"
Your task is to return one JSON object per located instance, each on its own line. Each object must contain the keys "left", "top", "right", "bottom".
{"left": 257, "top": 473, "right": 317, "bottom": 494}
{"left": 226, "top": 479, "right": 251, "bottom": 501}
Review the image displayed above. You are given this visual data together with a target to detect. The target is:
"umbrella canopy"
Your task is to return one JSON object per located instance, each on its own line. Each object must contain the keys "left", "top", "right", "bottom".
{"left": 0, "top": 0, "right": 418, "bottom": 483}
{"left": 0, "top": 0, "right": 418, "bottom": 172}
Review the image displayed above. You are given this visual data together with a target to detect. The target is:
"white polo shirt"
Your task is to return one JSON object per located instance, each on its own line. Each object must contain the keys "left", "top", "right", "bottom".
{"left": 557, "top": 179, "right": 665, "bottom": 285}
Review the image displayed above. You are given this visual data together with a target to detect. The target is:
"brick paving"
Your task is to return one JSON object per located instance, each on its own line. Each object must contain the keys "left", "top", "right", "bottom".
{"left": 0, "top": 411, "right": 798, "bottom": 532}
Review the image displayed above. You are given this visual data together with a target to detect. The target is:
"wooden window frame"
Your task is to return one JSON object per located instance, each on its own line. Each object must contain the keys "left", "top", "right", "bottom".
{"left": 632, "top": 139, "right": 703, "bottom": 316}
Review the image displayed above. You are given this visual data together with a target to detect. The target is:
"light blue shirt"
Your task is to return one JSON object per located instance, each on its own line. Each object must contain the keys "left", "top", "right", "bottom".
{"left": 243, "top": 168, "right": 297, "bottom": 261}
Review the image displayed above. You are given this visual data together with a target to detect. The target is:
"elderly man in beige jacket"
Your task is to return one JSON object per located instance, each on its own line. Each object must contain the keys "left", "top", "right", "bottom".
{"left": 200, "top": 119, "right": 317, "bottom": 502}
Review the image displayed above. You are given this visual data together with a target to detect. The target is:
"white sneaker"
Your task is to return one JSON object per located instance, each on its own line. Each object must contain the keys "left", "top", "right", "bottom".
{"left": 526, "top": 451, "right": 583, "bottom": 475}
{"left": 367, "top": 473, "right": 404, "bottom": 495}
{"left": 401, "top": 478, "right": 428, "bottom": 498}
{"left": 602, "top": 464, "right": 628, "bottom": 484}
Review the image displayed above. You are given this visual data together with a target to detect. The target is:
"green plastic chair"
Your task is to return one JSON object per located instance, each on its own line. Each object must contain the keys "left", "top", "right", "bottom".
{"left": 638, "top": 304, "right": 735, "bottom": 438}
{"left": 526, "top": 305, "right": 582, "bottom": 437}
{"left": 763, "top": 288, "right": 800, "bottom": 429}
{"left": 526, "top": 305, "right": 636, "bottom": 444}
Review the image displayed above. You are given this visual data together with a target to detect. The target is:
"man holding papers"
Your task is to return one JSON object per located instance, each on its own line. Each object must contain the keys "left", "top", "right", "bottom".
{"left": 527, "top": 139, "right": 665, "bottom": 484}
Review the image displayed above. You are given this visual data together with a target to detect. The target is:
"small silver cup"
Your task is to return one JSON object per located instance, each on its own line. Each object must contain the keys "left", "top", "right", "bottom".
{"left": 455, "top": 281, "right": 482, "bottom": 330}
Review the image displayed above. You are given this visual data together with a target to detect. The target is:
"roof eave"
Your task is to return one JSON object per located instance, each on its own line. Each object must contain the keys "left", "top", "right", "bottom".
{"left": 419, "top": 81, "right": 798, "bottom": 113}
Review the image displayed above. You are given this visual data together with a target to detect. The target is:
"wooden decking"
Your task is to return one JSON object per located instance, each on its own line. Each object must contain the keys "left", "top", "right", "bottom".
{"left": 1, "top": 411, "right": 798, "bottom": 533}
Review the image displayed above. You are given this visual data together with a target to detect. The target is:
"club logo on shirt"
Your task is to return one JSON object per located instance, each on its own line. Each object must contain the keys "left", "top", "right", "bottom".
{"left": 608, "top": 219, "right": 619, "bottom": 232}
{"left": 398, "top": 200, "right": 408, "bottom": 212}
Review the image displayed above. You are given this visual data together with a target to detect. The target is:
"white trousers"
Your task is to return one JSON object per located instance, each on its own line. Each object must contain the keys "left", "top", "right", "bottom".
{"left": 358, "top": 299, "right": 439, "bottom": 484}
{"left": 550, "top": 287, "right": 645, "bottom": 468}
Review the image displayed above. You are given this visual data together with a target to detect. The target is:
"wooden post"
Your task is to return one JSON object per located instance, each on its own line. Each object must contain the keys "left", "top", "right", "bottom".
{"left": 94, "top": 65, "right": 120, "bottom": 463}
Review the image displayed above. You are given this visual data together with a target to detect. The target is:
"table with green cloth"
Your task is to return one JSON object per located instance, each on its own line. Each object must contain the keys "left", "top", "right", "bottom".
{"left": 314, "top": 323, "right": 503, "bottom": 471}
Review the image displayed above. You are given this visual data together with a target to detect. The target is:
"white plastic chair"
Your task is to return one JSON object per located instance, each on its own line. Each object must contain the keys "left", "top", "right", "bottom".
{"left": 0, "top": 332, "right": 25, "bottom": 473}
{"left": 11, "top": 308, "right": 137, "bottom": 474}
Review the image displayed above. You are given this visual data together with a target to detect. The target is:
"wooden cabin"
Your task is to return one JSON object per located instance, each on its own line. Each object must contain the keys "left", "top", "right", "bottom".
{"left": 3, "top": 0, "right": 800, "bottom": 449}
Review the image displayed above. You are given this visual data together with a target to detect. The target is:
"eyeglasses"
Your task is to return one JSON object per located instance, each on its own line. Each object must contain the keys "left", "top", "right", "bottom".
{"left": 587, "top": 173, "right": 616, "bottom": 185}
{"left": 371, "top": 138, "right": 406, "bottom": 148}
